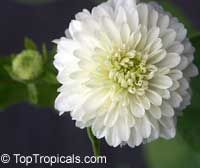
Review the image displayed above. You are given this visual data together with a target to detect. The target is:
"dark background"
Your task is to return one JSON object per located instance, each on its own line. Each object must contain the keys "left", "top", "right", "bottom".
{"left": 0, "top": 0, "right": 199, "bottom": 168}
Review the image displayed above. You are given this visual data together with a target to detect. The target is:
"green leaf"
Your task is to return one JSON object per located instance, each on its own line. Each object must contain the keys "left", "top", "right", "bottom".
{"left": 0, "top": 45, "right": 59, "bottom": 109}
{"left": 177, "top": 84, "right": 200, "bottom": 152}
{"left": 0, "top": 57, "right": 28, "bottom": 109}
{"left": 0, "top": 37, "right": 59, "bottom": 110}
{"left": 42, "top": 72, "right": 58, "bottom": 85}
{"left": 0, "top": 56, "right": 12, "bottom": 80}
{"left": 191, "top": 34, "right": 200, "bottom": 65}
{"left": 36, "top": 81, "right": 59, "bottom": 108}
{"left": 24, "top": 37, "right": 37, "bottom": 50}
{"left": 146, "top": 134, "right": 200, "bottom": 168}
{"left": 0, "top": 81, "right": 28, "bottom": 109}
{"left": 176, "top": 34, "right": 200, "bottom": 152}
{"left": 35, "top": 45, "right": 59, "bottom": 107}
{"left": 42, "top": 43, "right": 48, "bottom": 63}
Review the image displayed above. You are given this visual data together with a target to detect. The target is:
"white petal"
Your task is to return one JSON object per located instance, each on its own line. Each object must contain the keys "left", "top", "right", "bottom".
{"left": 146, "top": 113, "right": 159, "bottom": 131}
{"left": 75, "top": 9, "right": 91, "bottom": 21}
{"left": 54, "top": 38, "right": 79, "bottom": 71}
{"left": 159, "top": 116, "right": 174, "bottom": 130}
{"left": 115, "top": 6, "right": 127, "bottom": 26}
{"left": 150, "top": 75, "right": 173, "bottom": 89}
{"left": 111, "top": 0, "right": 137, "bottom": 11}
{"left": 160, "top": 126, "right": 176, "bottom": 139}
{"left": 105, "top": 127, "right": 121, "bottom": 147}
{"left": 147, "top": 27, "right": 160, "bottom": 44}
{"left": 120, "top": 23, "right": 131, "bottom": 44}
{"left": 138, "top": 96, "right": 151, "bottom": 110}
{"left": 158, "top": 53, "right": 181, "bottom": 68}
{"left": 151, "top": 87, "right": 170, "bottom": 99}
{"left": 130, "top": 101, "right": 145, "bottom": 118}
{"left": 168, "top": 70, "right": 183, "bottom": 80}
{"left": 102, "top": 17, "right": 121, "bottom": 46}
{"left": 127, "top": 111, "right": 136, "bottom": 127}
{"left": 55, "top": 93, "right": 79, "bottom": 113}
{"left": 157, "top": 14, "right": 170, "bottom": 32}
{"left": 116, "top": 115, "right": 130, "bottom": 141}
{"left": 81, "top": 18, "right": 101, "bottom": 35}
{"left": 146, "top": 90, "right": 162, "bottom": 106}
{"left": 149, "top": 38, "right": 162, "bottom": 53}
{"left": 178, "top": 78, "right": 189, "bottom": 92}
{"left": 176, "top": 56, "right": 189, "bottom": 70}
{"left": 137, "top": 26, "right": 148, "bottom": 50}
{"left": 148, "top": 7, "right": 158, "bottom": 28}
{"left": 167, "top": 42, "right": 184, "bottom": 54}
{"left": 137, "top": 4, "right": 148, "bottom": 27}
{"left": 170, "top": 80, "right": 180, "bottom": 91}
{"left": 82, "top": 89, "right": 109, "bottom": 112}
{"left": 139, "top": 116, "right": 151, "bottom": 138}
{"left": 184, "top": 64, "right": 199, "bottom": 77}
{"left": 92, "top": 116, "right": 106, "bottom": 138}
{"left": 161, "top": 29, "right": 176, "bottom": 48}
{"left": 168, "top": 92, "right": 183, "bottom": 108}
{"left": 127, "top": 10, "right": 139, "bottom": 32}
{"left": 128, "top": 126, "right": 143, "bottom": 147}
{"left": 104, "top": 102, "right": 120, "bottom": 127}
{"left": 69, "top": 20, "right": 82, "bottom": 37}
{"left": 92, "top": 6, "right": 111, "bottom": 18}
{"left": 149, "top": 105, "right": 162, "bottom": 119}
{"left": 130, "top": 31, "right": 142, "bottom": 49}
{"left": 183, "top": 39, "right": 195, "bottom": 54}
{"left": 171, "top": 22, "right": 187, "bottom": 42}
{"left": 161, "top": 101, "right": 174, "bottom": 117}
{"left": 95, "top": 31, "right": 113, "bottom": 51}
{"left": 148, "top": 50, "right": 166, "bottom": 64}
{"left": 74, "top": 31, "right": 101, "bottom": 50}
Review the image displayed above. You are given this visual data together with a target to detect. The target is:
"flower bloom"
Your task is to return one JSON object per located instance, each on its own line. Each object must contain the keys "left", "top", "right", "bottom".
{"left": 54, "top": 0, "right": 198, "bottom": 147}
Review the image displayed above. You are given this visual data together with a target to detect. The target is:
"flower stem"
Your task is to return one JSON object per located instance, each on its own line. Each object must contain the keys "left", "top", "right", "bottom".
{"left": 87, "top": 127, "right": 101, "bottom": 156}
{"left": 27, "top": 83, "right": 38, "bottom": 104}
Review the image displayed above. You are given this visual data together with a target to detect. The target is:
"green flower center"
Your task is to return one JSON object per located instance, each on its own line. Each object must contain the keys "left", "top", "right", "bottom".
{"left": 108, "top": 48, "right": 157, "bottom": 94}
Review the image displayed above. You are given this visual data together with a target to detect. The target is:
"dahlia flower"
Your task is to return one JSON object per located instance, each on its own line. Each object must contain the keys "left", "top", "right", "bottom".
{"left": 54, "top": 0, "right": 198, "bottom": 147}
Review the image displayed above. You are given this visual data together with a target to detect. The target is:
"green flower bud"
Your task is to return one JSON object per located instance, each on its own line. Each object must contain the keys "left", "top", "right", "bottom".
{"left": 12, "top": 50, "right": 43, "bottom": 81}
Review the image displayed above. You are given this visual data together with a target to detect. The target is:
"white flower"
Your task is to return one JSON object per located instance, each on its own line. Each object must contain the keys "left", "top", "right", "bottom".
{"left": 54, "top": 0, "right": 198, "bottom": 147}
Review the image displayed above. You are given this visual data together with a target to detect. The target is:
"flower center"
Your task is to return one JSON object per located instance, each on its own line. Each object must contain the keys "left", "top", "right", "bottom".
{"left": 108, "top": 47, "right": 157, "bottom": 94}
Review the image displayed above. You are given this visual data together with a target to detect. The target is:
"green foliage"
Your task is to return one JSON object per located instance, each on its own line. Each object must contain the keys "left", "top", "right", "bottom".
{"left": 27, "top": 83, "right": 38, "bottom": 104}
{"left": 0, "top": 38, "right": 59, "bottom": 110}
{"left": 0, "top": 58, "right": 28, "bottom": 109}
{"left": 42, "top": 43, "right": 48, "bottom": 63}
{"left": 87, "top": 127, "right": 101, "bottom": 156}
{"left": 36, "top": 81, "right": 59, "bottom": 107}
{"left": 24, "top": 37, "right": 37, "bottom": 50}
{"left": 177, "top": 35, "right": 200, "bottom": 153}
{"left": 147, "top": 134, "right": 200, "bottom": 168}
{"left": 191, "top": 34, "right": 200, "bottom": 66}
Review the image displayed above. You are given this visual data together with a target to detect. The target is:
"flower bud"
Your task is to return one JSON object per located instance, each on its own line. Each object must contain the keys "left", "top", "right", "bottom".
{"left": 12, "top": 50, "right": 43, "bottom": 81}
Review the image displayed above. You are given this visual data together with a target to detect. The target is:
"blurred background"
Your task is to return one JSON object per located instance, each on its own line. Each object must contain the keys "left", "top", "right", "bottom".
{"left": 0, "top": 0, "right": 200, "bottom": 168}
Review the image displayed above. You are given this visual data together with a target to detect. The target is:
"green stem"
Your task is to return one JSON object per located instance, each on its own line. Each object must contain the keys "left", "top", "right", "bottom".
{"left": 87, "top": 127, "right": 101, "bottom": 156}
{"left": 27, "top": 83, "right": 38, "bottom": 104}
